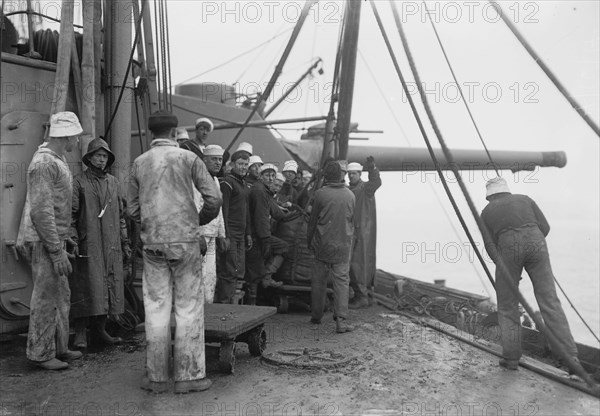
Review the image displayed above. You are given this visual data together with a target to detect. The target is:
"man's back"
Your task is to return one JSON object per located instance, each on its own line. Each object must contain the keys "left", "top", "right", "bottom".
{"left": 129, "top": 140, "right": 220, "bottom": 245}
{"left": 308, "top": 183, "right": 355, "bottom": 263}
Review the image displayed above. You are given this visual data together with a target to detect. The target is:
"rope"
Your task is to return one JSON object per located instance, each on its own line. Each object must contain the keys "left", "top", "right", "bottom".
{"left": 177, "top": 28, "right": 294, "bottom": 86}
{"left": 425, "top": 1, "right": 596, "bottom": 343}
{"left": 103, "top": 0, "right": 144, "bottom": 140}
{"left": 369, "top": 0, "right": 496, "bottom": 292}
{"left": 488, "top": 1, "right": 599, "bottom": 138}
{"left": 387, "top": 0, "right": 595, "bottom": 386}
{"left": 164, "top": 0, "right": 172, "bottom": 111}
{"left": 554, "top": 277, "right": 600, "bottom": 344}
{"left": 422, "top": 3, "right": 499, "bottom": 176}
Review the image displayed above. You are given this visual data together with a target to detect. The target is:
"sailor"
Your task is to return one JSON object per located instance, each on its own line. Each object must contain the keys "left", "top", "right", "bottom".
{"left": 272, "top": 172, "right": 291, "bottom": 208}
{"left": 307, "top": 160, "right": 355, "bottom": 333}
{"left": 215, "top": 149, "right": 253, "bottom": 303}
{"left": 245, "top": 155, "right": 264, "bottom": 188}
{"left": 128, "top": 110, "right": 221, "bottom": 393}
{"left": 198, "top": 144, "right": 228, "bottom": 303}
{"left": 481, "top": 177, "right": 579, "bottom": 371}
{"left": 179, "top": 117, "right": 213, "bottom": 158}
{"left": 280, "top": 159, "right": 299, "bottom": 204}
{"left": 70, "top": 138, "right": 130, "bottom": 349}
{"left": 175, "top": 127, "right": 190, "bottom": 145}
{"left": 16, "top": 111, "right": 83, "bottom": 370}
{"left": 246, "top": 163, "right": 287, "bottom": 303}
{"left": 347, "top": 156, "right": 382, "bottom": 309}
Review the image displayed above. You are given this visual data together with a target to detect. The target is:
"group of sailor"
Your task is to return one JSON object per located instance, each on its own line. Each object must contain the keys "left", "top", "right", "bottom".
{"left": 17, "top": 110, "right": 383, "bottom": 394}
{"left": 17, "top": 109, "right": 582, "bottom": 393}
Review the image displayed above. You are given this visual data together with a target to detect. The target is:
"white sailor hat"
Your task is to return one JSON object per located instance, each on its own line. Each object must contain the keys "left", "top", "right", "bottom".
{"left": 486, "top": 177, "right": 511, "bottom": 198}
{"left": 283, "top": 160, "right": 298, "bottom": 173}
{"left": 347, "top": 162, "right": 363, "bottom": 172}
{"left": 49, "top": 111, "right": 83, "bottom": 137}
{"left": 235, "top": 142, "right": 253, "bottom": 155}
{"left": 260, "top": 163, "right": 278, "bottom": 174}
{"left": 248, "top": 155, "right": 264, "bottom": 167}
{"left": 195, "top": 117, "right": 214, "bottom": 132}
{"left": 203, "top": 144, "right": 224, "bottom": 157}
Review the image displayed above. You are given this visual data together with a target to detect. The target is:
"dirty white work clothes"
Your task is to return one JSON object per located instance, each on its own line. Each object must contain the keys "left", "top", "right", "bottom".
{"left": 195, "top": 176, "right": 225, "bottom": 303}
{"left": 16, "top": 147, "right": 73, "bottom": 362}
{"left": 128, "top": 138, "right": 222, "bottom": 382}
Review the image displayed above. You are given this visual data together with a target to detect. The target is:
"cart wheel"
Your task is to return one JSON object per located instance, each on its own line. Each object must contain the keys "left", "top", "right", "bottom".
{"left": 218, "top": 341, "right": 236, "bottom": 374}
{"left": 276, "top": 294, "right": 289, "bottom": 313}
{"left": 247, "top": 326, "right": 267, "bottom": 357}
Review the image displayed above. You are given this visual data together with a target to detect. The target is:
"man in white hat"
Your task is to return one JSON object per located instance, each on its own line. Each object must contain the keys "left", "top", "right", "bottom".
{"left": 198, "top": 144, "right": 228, "bottom": 303}
{"left": 481, "top": 177, "right": 579, "bottom": 371}
{"left": 246, "top": 163, "right": 287, "bottom": 303}
{"left": 234, "top": 142, "right": 253, "bottom": 158}
{"left": 175, "top": 127, "right": 190, "bottom": 145}
{"left": 16, "top": 111, "right": 83, "bottom": 370}
{"left": 128, "top": 110, "right": 222, "bottom": 393}
{"left": 280, "top": 160, "right": 299, "bottom": 204}
{"left": 179, "top": 117, "right": 214, "bottom": 158}
{"left": 215, "top": 149, "right": 253, "bottom": 303}
{"left": 245, "top": 155, "right": 264, "bottom": 188}
{"left": 346, "top": 156, "right": 382, "bottom": 309}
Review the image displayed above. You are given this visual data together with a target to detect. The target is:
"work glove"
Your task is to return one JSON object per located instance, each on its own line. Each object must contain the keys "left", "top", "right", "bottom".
{"left": 245, "top": 235, "right": 253, "bottom": 251}
{"left": 260, "top": 237, "right": 272, "bottom": 260}
{"left": 216, "top": 237, "right": 230, "bottom": 253}
{"left": 199, "top": 236, "right": 208, "bottom": 256}
{"left": 66, "top": 237, "right": 79, "bottom": 257}
{"left": 365, "top": 155, "right": 376, "bottom": 172}
{"left": 48, "top": 249, "right": 73, "bottom": 276}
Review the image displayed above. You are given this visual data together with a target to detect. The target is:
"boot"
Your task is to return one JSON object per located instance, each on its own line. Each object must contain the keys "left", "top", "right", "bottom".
{"left": 73, "top": 317, "right": 88, "bottom": 349}
{"left": 94, "top": 315, "right": 123, "bottom": 345}
{"left": 261, "top": 274, "right": 283, "bottom": 288}
{"left": 32, "top": 358, "right": 69, "bottom": 370}
{"left": 499, "top": 358, "right": 519, "bottom": 370}
{"left": 57, "top": 350, "right": 83, "bottom": 361}
{"left": 335, "top": 317, "right": 353, "bottom": 333}
{"left": 348, "top": 295, "right": 369, "bottom": 309}
{"left": 141, "top": 377, "right": 169, "bottom": 394}
{"left": 174, "top": 378, "right": 212, "bottom": 394}
{"left": 266, "top": 255, "right": 285, "bottom": 274}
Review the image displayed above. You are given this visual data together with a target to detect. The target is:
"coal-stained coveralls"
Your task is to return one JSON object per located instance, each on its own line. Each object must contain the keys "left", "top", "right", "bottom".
{"left": 307, "top": 183, "right": 355, "bottom": 321}
{"left": 349, "top": 167, "right": 381, "bottom": 299}
{"left": 481, "top": 193, "right": 577, "bottom": 362}
{"left": 128, "top": 139, "right": 221, "bottom": 383}
{"left": 17, "top": 147, "right": 73, "bottom": 362}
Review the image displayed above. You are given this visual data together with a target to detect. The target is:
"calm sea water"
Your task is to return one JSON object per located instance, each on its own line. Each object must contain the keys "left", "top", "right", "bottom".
{"left": 375, "top": 172, "right": 600, "bottom": 347}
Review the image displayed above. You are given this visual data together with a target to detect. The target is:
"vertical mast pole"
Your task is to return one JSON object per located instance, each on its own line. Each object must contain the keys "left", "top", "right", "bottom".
{"left": 336, "top": 0, "right": 361, "bottom": 160}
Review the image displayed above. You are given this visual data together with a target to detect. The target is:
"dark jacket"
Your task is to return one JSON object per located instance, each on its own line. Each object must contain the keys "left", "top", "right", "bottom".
{"left": 307, "top": 182, "right": 355, "bottom": 264}
{"left": 219, "top": 172, "right": 251, "bottom": 241}
{"left": 70, "top": 169, "right": 126, "bottom": 318}
{"left": 248, "top": 181, "right": 273, "bottom": 240}
{"left": 349, "top": 167, "right": 382, "bottom": 284}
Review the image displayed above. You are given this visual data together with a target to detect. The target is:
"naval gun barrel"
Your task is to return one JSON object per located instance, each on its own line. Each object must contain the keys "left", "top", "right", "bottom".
{"left": 346, "top": 146, "right": 567, "bottom": 172}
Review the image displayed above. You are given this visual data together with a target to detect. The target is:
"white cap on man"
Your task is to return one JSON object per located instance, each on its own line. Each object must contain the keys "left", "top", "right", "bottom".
{"left": 486, "top": 177, "right": 510, "bottom": 198}
{"left": 347, "top": 162, "right": 363, "bottom": 172}
{"left": 260, "top": 163, "right": 278, "bottom": 174}
{"left": 248, "top": 155, "right": 263, "bottom": 167}
{"left": 275, "top": 173, "right": 285, "bottom": 183}
{"left": 283, "top": 160, "right": 298, "bottom": 173}
{"left": 204, "top": 144, "right": 224, "bottom": 157}
{"left": 235, "top": 142, "right": 253, "bottom": 155}
{"left": 176, "top": 127, "right": 189, "bottom": 140}
{"left": 195, "top": 117, "right": 214, "bottom": 132}
{"left": 49, "top": 111, "right": 83, "bottom": 137}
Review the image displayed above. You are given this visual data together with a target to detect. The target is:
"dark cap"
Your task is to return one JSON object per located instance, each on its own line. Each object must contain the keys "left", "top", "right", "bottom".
{"left": 148, "top": 111, "right": 178, "bottom": 132}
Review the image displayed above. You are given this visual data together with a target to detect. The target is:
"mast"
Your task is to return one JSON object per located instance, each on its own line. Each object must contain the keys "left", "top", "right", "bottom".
{"left": 106, "top": 0, "right": 134, "bottom": 186}
{"left": 335, "top": 0, "right": 361, "bottom": 160}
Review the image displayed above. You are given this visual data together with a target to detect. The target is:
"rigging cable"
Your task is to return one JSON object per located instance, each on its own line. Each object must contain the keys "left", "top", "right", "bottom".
{"left": 358, "top": 49, "right": 491, "bottom": 297}
{"left": 425, "top": 2, "right": 598, "bottom": 343}
{"left": 423, "top": 3, "right": 499, "bottom": 176}
{"left": 368, "top": 0, "right": 496, "bottom": 292}
{"left": 488, "top": 1, "right": 599, "bottom": 138}
{"left": 177, "top": 28, "right": 294, "bottom": 86}
{"left": 103, "top": 0, "right": 144, "bottom": 140}
{"left": 386, "top": 0, "right": 595, "bottom": 384}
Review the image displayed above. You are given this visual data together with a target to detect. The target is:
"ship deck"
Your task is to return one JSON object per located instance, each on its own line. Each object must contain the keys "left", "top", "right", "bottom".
{"left": 1, "top": 304, "right": 598, "bottom": 415}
